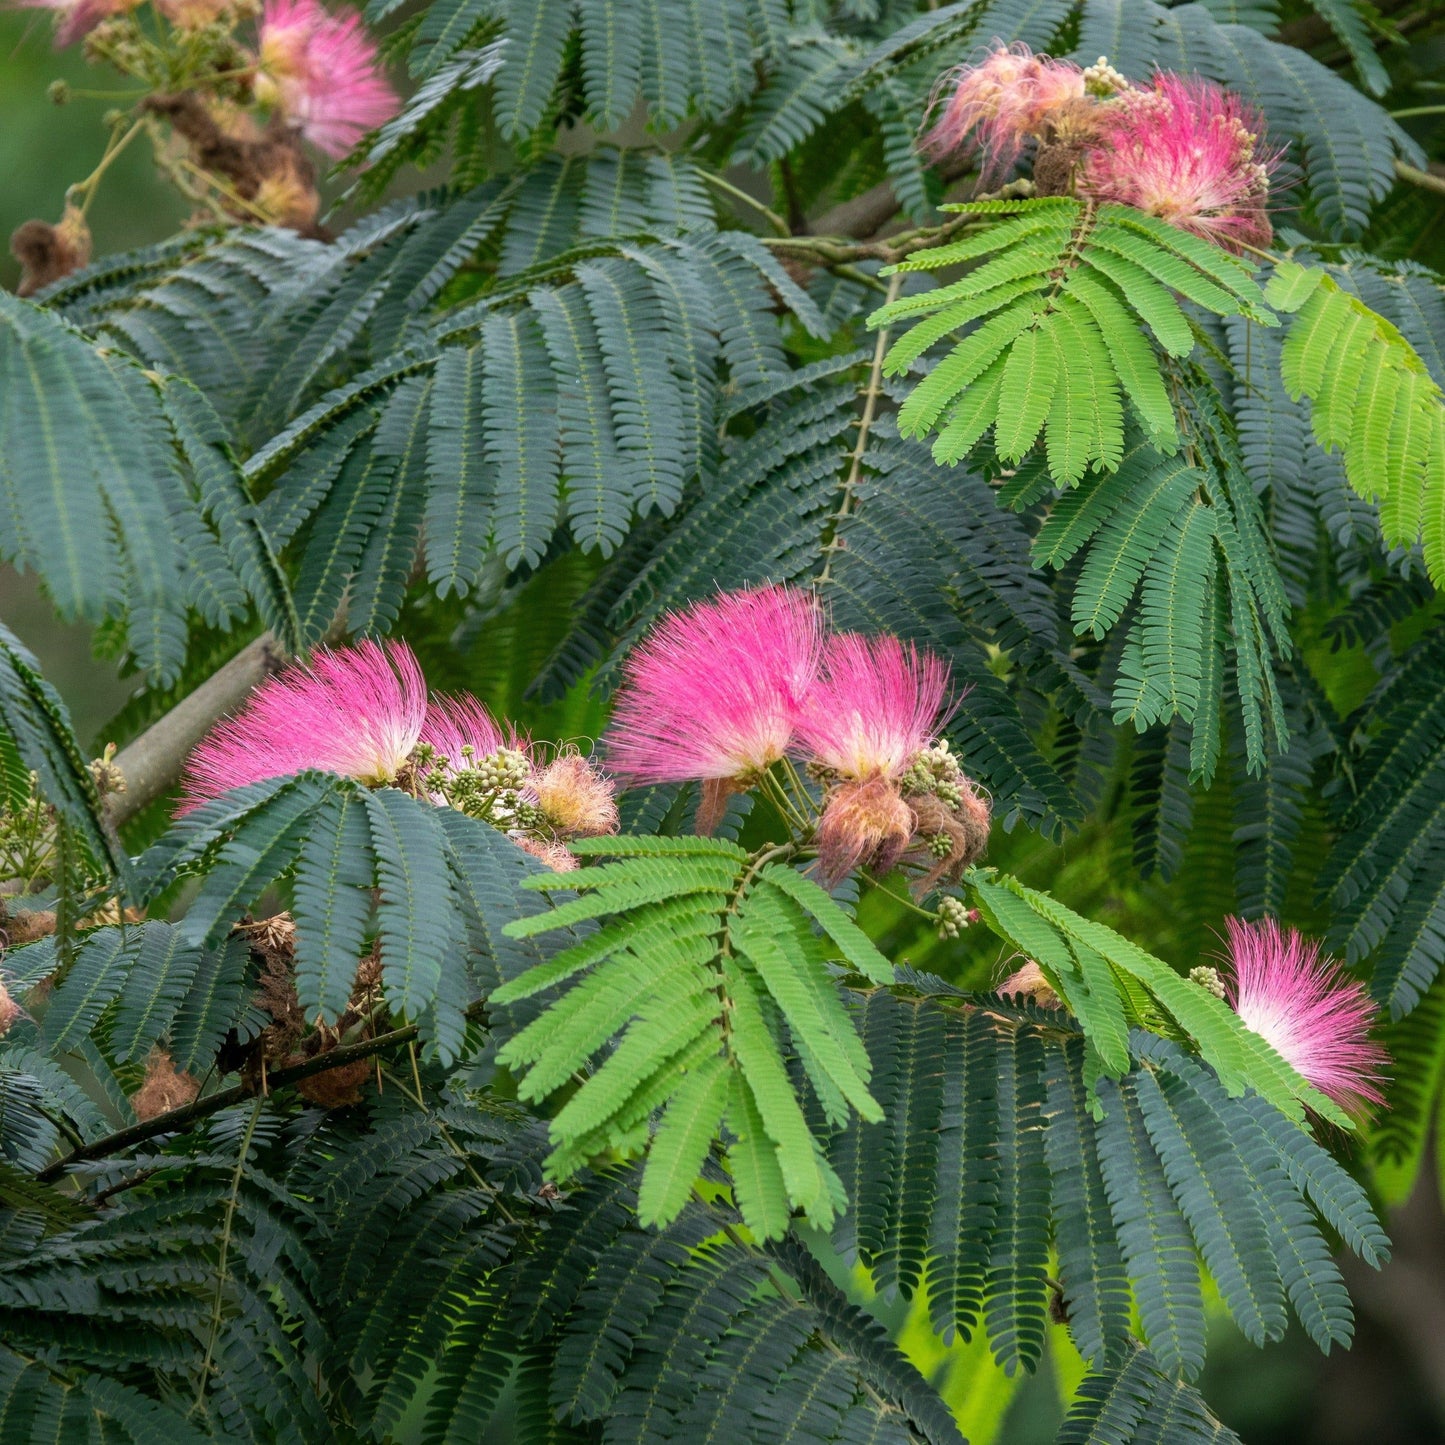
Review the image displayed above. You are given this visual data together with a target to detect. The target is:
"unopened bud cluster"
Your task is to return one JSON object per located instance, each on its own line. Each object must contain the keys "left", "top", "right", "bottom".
{"left": 426, "top": 747, "right": 532, "bottom": 826}
{"left": 902, "top": 740, "right": 965, "bottom": 807}
{"left": 936, "top": 896, "right": 978, "bottom": 939}
{"left": 1081, "top": 55, "right": 1127, "bottom": 96}
{"left": 1189, "top": 965, "right": 1227, "bottom": 1000}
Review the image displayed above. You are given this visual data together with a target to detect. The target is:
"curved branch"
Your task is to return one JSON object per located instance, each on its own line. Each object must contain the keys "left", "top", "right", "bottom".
{"left": 36, "top": 1019, "right": 421, "bottom": 1180}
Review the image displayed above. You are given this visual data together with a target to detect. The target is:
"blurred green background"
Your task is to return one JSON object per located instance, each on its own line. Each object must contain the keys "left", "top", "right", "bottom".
{"left": 4, "top": 12, "right": 1445, "bottom": 1440}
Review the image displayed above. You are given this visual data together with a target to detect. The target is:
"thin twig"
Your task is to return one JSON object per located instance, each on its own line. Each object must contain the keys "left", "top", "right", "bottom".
{"left": 1396, "top": 159, "right": 1445, "bottom": 198}
{"left": 67, "top": 117, "right": 145, "bottom": 217}
{"left": 698, "top": 168, "right": 790, "bottom": 237}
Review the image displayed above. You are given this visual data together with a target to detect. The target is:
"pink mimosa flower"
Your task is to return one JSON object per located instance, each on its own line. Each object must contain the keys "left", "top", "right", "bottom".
{"left": 255, "top": 0, "right": 398, "bottom": 157}
{"left": 797, "top": 633, "right": 951, "bottom": 782}
{"left": 798, "top": 633, "right": 951, "bottom": 883}
{"left": 420, "top": 695, "right": 511, "bottom": 775}
{"left": 517, "top": 837, "right": 580, "bottom": 873}
{"left": 13, "top": 0, "right": 135, "bottom": 46}
{"left": 814, "top": 775, "right": 918, "bottom": 885}
{"left": 155, "top": 0, "right": 228, "bottom": 26}
{"left": 1223, "top": 917, "right": 1386, "bottom": 1113}
{"left": 605, "top": 585, "right": 825, "bottom": 829}
{"left": 531, "top": 752, "right": 618, "bottom": 840}
{"left": 1078, "top": 73, "right": 1278, "bottom": 252}
{"left": 179, "top": 640, "right": 428, "bottom": 812}
{"left": 921, "top": 43, "right": 1086, "bottom": 180}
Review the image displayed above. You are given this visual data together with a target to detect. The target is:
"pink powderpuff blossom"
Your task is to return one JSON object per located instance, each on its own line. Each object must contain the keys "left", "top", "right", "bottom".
{"left": 815, "top": 775, "right": 918, "bottom": 885}
{"left": 1223, "top": 917, "right": 1386, "bottom": 1113}
{"left": 797, "top": 633, "right": 951, "bottom": 782}
{"left": 1078, "top": 73, "right": 1278, "bottom": 253}
{"left": 921, "top": 43, "right": 1086, "bottom": 181}
{"left": 255, "top": 0, "right": 398, "bottom": 157}
{"left": 605, "top": 585, "right": 825, "bottom": 830}
{"left": 155, "top": 0, "right": 228, "bottom": 26}
{"left": 517, "top": 837, "right": 580, "bottom": 874}
{"left": 798, "top": 633, "right": 951, "bottom": 883}
{"left": 13, "top": 0, "right": 136, "bottom": 47}
{"left": 419, "top": 695, "right": 513, "bottom": 776}
{"left": 179, "top": 639, "right": 428, "bottom": 812}
{"left": 531, "top": 752, "right": 618, "bottom": 840}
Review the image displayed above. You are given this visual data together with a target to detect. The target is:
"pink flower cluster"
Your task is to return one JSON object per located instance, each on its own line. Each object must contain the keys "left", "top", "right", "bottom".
{"left": 253, "top": 0, "right": 398, "bottom": 157}
{"left": 923, "top": 45, "right": 1279, "bottom": 252}
{"left": 604, "top": 584, "right": 991, "bottom": 885}
{"left": 180, "top": 640, "right": 616, "bottom": 870}
{"left": 922, "top": 43, "right": 1087, "bottom": 184}
{"left": 1080, "top": 74, "right": 1275, "bottom": 253}
{"left": 1223, "top": 917, "right": 1386, "bottom": 1114}
{"left": 17, "top": 0, "right": 397, "bottom": 159}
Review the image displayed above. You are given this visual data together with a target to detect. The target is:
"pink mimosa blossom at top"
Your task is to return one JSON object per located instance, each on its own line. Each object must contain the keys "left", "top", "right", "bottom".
{"left": 179, "top": 639, "right": 428, "bottom": 812}
{"left": 13, "top": 0, "right": 135, "bottom": 47}
{"left": 604, "top": 584, "right": 825, "bottom": 786}
{"left": 921, "top": 43, "right": 1086, "bottom": 180}
{"left": 1078, "top": 73, "right": 1277, "bottom": 253}
{"left": 796, "top": 633, "right": 951, "bottom": 782}
{"left": 255, "top": 0, "right": 399, "bottom": 157}
{"left": 419, "top": 695, "right": 512, "bottom": 775}
{"left": 1223, "top": 917, "right": 1386, "bottom": 1113}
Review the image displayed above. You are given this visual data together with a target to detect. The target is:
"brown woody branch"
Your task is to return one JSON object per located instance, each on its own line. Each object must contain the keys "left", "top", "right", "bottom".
{"left": 37, "top": 1019, "right": 422, "bottom": 1181}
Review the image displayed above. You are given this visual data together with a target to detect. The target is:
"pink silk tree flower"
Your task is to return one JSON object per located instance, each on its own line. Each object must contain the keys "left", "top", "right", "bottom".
{"left": 254, "top": 0, "right": 399, "bottom": 158}
{"left": 921, "top": 43, "right": 1086, "bottom": 181}
{"left": 531, "top": 752, "right": 619, "bottom": 840}
{"left": 797, "top": 633, "right": 952, "bottom": 883}
{"left": 604, "top": 584, "right": 825, "bottom": 832}
{"left": 419, "top": 695, "right": 510, "bottom": 775}
{"left": 1078, "top": 73, "right": 1278, "bottom": 253}
{"left": 517, "top": 837, "right": 580, "bottom": 873}
{"left": 179, "top": 639, "right": 428, "bottom": 812}
{"left": 13, "top": 0, "right": 136, "bottom": 47}
{"left": 797, "top": 633, "right": 951, "bottom": 783}
{"left": 1223, "top": 917, "right": 1386, "bottom": 1113}
{"left": 154, "top": 0, "right": 228, "bottom": 25}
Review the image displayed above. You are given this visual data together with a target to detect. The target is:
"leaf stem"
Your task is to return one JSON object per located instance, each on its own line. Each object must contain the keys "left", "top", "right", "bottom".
{"left": 815, "top": 270, "right": 902, "bottom": 588}
{"left": 698, "top": 168, "right": 790, "bottom": 237}
{"left": 1394, "top": 159, "right": 1445, "bottom": 198}
{"left": 66, "top": 117, "right": 145, "bottom": 218}
{"left": 192, "top": 1093, "right": 263, "bottom": 1412}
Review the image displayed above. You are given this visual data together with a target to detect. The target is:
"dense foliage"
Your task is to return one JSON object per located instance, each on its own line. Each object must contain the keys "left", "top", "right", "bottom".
{"left": 3, "top": 0, "right": 1445, "bottom": 1440}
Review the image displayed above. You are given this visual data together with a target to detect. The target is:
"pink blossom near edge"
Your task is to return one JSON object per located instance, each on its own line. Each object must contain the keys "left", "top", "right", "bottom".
{"left": 12, "top": 0, "right": 135, "bottom": 47}
{"left": 420, "top": 695, "right": 511, "bottom": 772}
{"left": 604, "top": 584, "right": 826, "bottom": 788}
{"left": 920, "top": 43, "right": 1086, "bottom": 181}
{"left": 1223, "top": 916, "right": 1387, "bottom": 1113}
{"left": 796, "top": 632, "right": 951, "bottom": 782}
{"left": 178, "top": 639, "right": 428, "bottom": 812}
{"left": 256, "top": 0, "right": 399, "bottom": 158}
{"left": 1077, "top": 73, "right": 1278, "bottom": 253}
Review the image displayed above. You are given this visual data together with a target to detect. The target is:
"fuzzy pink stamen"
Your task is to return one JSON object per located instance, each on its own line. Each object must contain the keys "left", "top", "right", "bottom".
{"left": 179, "top": 639, "right": 428, "bottom": 812}
{"left": 796, "top": 633, "right": 951, "bottom": 782}
{"left": 604, "top": 584, "right": 826, "bottom": 789}
{"left": 1078, "top": 73, "right": 1278, "bottom": 252}
{"left": 1223, "top": 917, "right": 1386, "bottom": 1113}
{"left": 255, "top": 0, "right": 398, "bottom": 157}
{"left": 921, "top": 43, "right": 1086, "bottom": 181}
